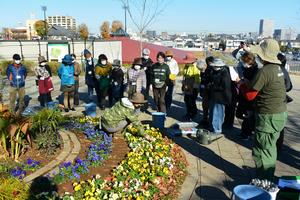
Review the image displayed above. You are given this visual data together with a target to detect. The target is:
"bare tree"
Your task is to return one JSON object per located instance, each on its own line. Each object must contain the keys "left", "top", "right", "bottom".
{"left": 119, "top": 0, "right": 169, "bottom": 55}
{"left": 100, "top": 21, "right": 111, "bottom": 39}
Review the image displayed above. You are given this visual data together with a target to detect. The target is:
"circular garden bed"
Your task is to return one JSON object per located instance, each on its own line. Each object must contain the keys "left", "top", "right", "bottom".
{"left": 0, "top": 106, "right": 188, "bottom": 200}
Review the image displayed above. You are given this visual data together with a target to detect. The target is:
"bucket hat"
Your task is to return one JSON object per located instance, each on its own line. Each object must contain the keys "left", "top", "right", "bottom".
{"left": 250, "top": 39, "right": 281, "bottom": 64}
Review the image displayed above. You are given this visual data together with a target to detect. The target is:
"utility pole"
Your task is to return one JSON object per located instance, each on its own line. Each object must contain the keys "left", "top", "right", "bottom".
{"left": 41, "top": 6, "right": 47, "bottom": 40}
{"left": 122, "top": 5, "right": 128, "bottom": 33}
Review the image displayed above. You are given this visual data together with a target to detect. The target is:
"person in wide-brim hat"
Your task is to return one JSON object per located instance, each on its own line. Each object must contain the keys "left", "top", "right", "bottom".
{"left": 129, "top": 92, "right": 147, "bottom": 104}
{"left": 249, "top": 39, "right": 281, "bottom": 64}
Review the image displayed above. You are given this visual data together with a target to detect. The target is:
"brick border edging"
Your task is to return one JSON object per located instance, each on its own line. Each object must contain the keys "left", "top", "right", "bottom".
{"left": 23, "top": 130, "right": 80, "bottom": 183}
{"left": 177, "top": 149, "right": 200, "bottom": 200}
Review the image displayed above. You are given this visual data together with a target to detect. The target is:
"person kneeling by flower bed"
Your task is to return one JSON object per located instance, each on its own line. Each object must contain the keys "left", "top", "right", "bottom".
{"left": 101, "top": 93, "right": 147, "bottom": 134}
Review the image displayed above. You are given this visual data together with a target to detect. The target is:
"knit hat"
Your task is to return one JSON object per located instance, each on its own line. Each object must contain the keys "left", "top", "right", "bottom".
{"left": 98, "top": 54, "right": 108, "bottom": 61}
{"left": 13, "top": 54, "right": 21, "bottom": 60}
{"left": 143, "top": 48, "right": 150, "bottom": 55}
{"left": 165, "top": 50, "right": 173, "bottom": 57}
{"left": 133, "top": 58, "right": 142, "bottom": 66}
{"left": 38, "top": 56, "right": 47, "bottom": 63}
{"left": 83, "top": 49, "right": 91, "bottom": 56}
{"left": 210, "top": 58, "right": 226, "bottom": 67}
{"left": 112, "top": 59, "right": 121, "bottom": 67}
{"left": 62, "top": 54, "right": 73, "bottom": 65}
{"left": 250, "top": 39, "right": 281, "bottom": 65}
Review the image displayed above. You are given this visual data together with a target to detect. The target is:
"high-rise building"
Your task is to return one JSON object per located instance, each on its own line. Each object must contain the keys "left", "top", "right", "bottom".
{"left": 274, "top": 28, "right": 297, "bottom": 41}
{"left": 259, "top": 19, "right": 274, "bottom": 38}
{"left": 47, "top": 16, "right": 76, "bottom": 31}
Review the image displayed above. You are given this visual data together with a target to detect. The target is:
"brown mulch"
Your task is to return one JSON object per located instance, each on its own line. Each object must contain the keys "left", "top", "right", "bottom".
{"left": 57, "top": 133, "right": 130, "bottom": 196}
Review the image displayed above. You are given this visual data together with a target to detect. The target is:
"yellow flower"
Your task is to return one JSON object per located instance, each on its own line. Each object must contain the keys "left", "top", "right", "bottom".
{"left": 74, "top": 184, "right": 81, "bottom": 192}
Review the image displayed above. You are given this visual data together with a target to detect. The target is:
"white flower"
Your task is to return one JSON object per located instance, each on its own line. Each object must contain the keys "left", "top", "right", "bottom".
{"left": 95, "top": 174, "right": 101, "bottom": 179}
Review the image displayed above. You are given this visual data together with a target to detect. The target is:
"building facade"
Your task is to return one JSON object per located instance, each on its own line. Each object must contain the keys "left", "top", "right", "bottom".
{"left": 47, "top": 16, "right": 76, "bottom": 31}
{"left": 274, "top": 28, "right": 297, "bottom": 41}
{"left": 259, "top": 19, "right": 274, "bottom": 38}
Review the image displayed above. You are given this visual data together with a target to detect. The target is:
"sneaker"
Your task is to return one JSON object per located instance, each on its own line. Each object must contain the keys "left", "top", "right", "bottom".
{"left": 70, "top": 108, "right": 76, "bottom": 111}
{"left": 64, "top": 108, "right": 69, "bottom": 112}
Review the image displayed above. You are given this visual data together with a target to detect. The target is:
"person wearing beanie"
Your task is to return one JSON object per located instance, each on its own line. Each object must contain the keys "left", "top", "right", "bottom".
{"left": 82, "top": 49, "right": 97, "bottom": 102}
{"left": 141, "top": 48, "right": 153, "bottom": 103}
{"left": 127, "top": 58, "right": 147, "bottom": 99}
{"left": 71, "top": 54, "right": 81, "bottom": 106}
{"left": 34, "top": 56, "right": 53, "bottom": 107}
{"left": 109, "top": 59, "right": 124, "bottom": 107}
{"left": 94, "top": 54, "right": 112, "bottom": 110}
{"left": 57, "top": 54, "right": 75, "bottom": 112}
{"left": 164, "top": 50, "right": 179, "bottom": 111}
{"left": 6, "top": 54, "right": 27, "bottom": 114}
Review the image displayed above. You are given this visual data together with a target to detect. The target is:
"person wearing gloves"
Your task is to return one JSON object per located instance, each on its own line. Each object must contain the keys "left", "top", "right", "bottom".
{"left": 165, "top": 50, "right": 179, "bottom": 111}
{"left": 6, "top": 54, "right": 27, "bottom": 114}
{"left": 101, "top": 93, "right": 147, "bottom": 133}
{"left": 82, "top": 49, "right": 97, "bottom": 102}
{"left": 151, "top": 52, "right": 170, "bottom": 113}
{"left": 34, "top": 56, "right": 53, "bottom": 107}
{"left": 57, "top": 55, "right": 75, "bottom": 112}
{"left": 109, "top": 59, "right": 124, "bottom": 107}
{"left": 181, "top": 54, "right": 201, "bottom": 120}
{"left": 238, "top": 39, "right": 287, "bottom": 181}
{"left": 95, "top": 54, "right": 112, "bottom": 110}
{"left": 141, "top": 48, "right": 153, "bottom": 102}
{"left": 127, "top": 58, "right": 147, "bottom": 99}
{"left": 71, "top": 54, "right": 81, "bottom": 106}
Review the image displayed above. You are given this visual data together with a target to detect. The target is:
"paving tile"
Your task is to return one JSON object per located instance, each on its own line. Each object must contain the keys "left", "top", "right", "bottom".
{"left": 220, "top": 150, "right": 242, "bottom": 159}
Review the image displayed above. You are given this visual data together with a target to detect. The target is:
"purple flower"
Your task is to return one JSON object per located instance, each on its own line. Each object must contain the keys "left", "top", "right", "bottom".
{"left": 26, "top": 158, "right": 33, "bottom": 165}
{"left": 11, "top": 167, "right": 26, "bottom": 179}
{"left": 63, "top": 162, "right": 72, "bottom": 168}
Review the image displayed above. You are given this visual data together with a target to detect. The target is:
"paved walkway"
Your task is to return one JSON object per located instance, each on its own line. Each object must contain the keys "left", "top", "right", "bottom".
{"left": 1, "top": 75, "right": 299, "bottom": 200}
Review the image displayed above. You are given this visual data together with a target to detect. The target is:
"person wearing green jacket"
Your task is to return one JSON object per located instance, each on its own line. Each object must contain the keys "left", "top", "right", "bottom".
{"left": 101, "top": 93, "right": 147, "bottom": 133}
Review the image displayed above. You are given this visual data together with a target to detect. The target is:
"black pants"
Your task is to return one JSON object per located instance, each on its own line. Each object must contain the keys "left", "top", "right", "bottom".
{"left": 74, "top": 80, "right": 80, "bottom": 105}
{"left": 201, "top": 91, "right": 209, "bottom": 122}
{"left": 184, "top": 89, "right": 198, "bottom": 118}
{"left": 153, "top": 85, "right": 166, "bottom": 113}
{"left": 39, "top": 92, "right": 52, "bottom": 107}
{"left": 99, "top": 88, "right": 109, "bottom": 108}
{"left": 276, "top": 128, "right": 285, "bottom": 153}
{"left": 241, "top": 111, "right": 255, "bottom": 137}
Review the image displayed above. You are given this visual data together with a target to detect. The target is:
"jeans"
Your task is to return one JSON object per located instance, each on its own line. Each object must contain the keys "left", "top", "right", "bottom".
{"left": 153, "top": 85, "right": 167, "bottom": 113}
{"left": 87, "top": 85, "right": 94, "bottom": 102}
{"left": 165, "top": 82, "right": 174, "bottom": 111}
{"left": 9, "top": 86, "right": 25, "bottom": 112}
{"left": 209, "top": 102, "right": 225, "bottom": 133}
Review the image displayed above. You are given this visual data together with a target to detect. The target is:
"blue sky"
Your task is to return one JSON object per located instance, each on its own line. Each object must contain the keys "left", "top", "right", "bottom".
{"left": 1, "top": 0, "right": 299, "bottom": 34}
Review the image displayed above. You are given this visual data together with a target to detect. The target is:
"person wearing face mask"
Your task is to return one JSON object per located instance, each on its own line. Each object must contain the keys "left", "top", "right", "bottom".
{"left": 6, "top": 54, "right": 27, "bottom": 114}
{"left": 71, "top": 54, "right": 81, "bottom": 106}
{"left": 151, "top": 52, "right": 170, "bottom": 113}
{"left": 57, "top": 55, "right": 76, "bottom": 112}
{"left": 34, "top": 56, "right": 53, "bottom": 107}
{"left": 82, "top": 49, "right": 97, "bottom": 103}
{"left": 101, "top": 93, "right": 147, "bottom": 134}
{"left": 95, "top": 54, "right": 112, "bottom": 110}
{"left": 127, "top": 58, "right": 147, "bottom": 100}
{"left": 164, "top": 50, "right": 179, "bottom": 112}
{"left": 141, "top": 48, "right": 153, "bottom": 103}
{"left": 109, "top": 59, "right": 124, "bottom": 107}
{"left": 235, "top": 52, "right": 258, "bottom": 140}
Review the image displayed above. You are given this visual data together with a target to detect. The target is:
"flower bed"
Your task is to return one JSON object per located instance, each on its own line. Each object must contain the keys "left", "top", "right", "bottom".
{"left": 63, "top": 124, "right": 187, "bottom": 200}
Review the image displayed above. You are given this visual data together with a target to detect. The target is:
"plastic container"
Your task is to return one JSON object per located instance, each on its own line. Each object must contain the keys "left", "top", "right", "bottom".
{"left": 46, "top": 101, "right": 58, "bottom": 110}
{"left": 232, "top": 185, "right": 272, "bottom": 200}
{"left": 85, "top": 103, "right": 97, "bottom": 117}
{"left": 152, "top": 112, "right": 166, "bottom": 129}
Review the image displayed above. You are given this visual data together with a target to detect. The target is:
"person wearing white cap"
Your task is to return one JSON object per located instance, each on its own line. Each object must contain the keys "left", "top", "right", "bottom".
{"left": 238, "top": 39, "right": 287, "bottom": 181}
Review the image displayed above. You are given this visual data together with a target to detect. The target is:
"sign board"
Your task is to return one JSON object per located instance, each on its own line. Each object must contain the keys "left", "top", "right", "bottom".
{"left": 48, "top": 43, "right": 69, "bottom": 62}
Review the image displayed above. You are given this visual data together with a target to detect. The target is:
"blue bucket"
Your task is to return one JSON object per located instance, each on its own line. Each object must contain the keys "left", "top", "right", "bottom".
{"left": 85, "top": 103, "right": 97, "bottom": 117}
{"left": 46, "top": 101, "right": 58, "bottom": 110}
{"left": 232, "top": 185, "right": 272, "bottom": 200}
{"left": 152, "top": 112, "right": 166, "bottom": 129}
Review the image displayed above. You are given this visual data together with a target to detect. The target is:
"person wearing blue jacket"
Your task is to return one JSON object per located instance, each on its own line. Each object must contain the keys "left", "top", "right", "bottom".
{"left": 58, "top": 55, "right": 75, "bottom": 112}
{"left": 6, "top": 54, "right": 27, "bottom": 114}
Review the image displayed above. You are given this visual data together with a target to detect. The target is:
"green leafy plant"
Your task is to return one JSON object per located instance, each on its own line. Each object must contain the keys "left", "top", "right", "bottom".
{"left": 30, "top": 109, "right": 65, "bottom": 155}
{"left": 0, "top": 177, "right": 30, "bottom": 200}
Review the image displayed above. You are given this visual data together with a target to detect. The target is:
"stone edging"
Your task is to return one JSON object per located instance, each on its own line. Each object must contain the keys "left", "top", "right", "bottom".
{"left": 177, "top": 149, "right": 200, "bottom": 200}
{"left": 23, "top": 130, "right": 80, "bottom": 183}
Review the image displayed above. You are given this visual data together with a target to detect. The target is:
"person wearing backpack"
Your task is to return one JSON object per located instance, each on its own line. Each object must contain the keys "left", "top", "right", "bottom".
{"left": 151, "top": 52, "right": 170, "bottom": 113}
